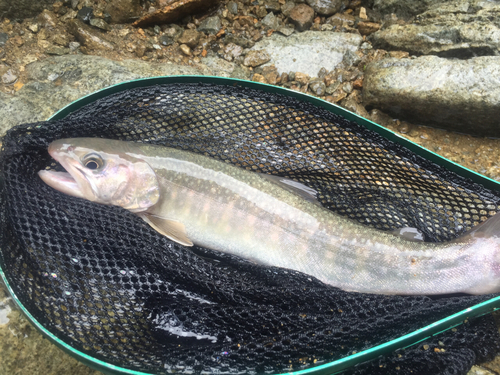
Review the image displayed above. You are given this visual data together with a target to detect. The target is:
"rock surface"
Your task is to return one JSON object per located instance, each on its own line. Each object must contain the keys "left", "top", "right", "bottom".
{"left": 249, "top": 31, "right": 362, "bottom": 76}
{"left": 133, "top": 0, "right": 220, "bottom": 28}
{"left": 305, "top": 0, "right": 347, "bottom": 16}
{"left": 105, "top": 0, "right": 142, "bottom": 24}
{"left": 67, "top": 19, "right": 114, "bottom": 52}
{"left": 373, "top": 0, "right": 446, "bottom": 19}
{"left": 0, "top": 55, "right": 243, "bottom": 134}
{"left": 363, "top": 56, "right": 500, "bottom": 136}
{"left": 371, "top": 1, "right": 500, "bottom": 58}
{"left": 0, "top": 0, "right": 59, "bottom": 20}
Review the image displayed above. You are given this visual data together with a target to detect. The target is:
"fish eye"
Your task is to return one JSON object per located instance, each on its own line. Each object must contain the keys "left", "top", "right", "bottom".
{"left": 83, "top": 154, "right": 104, "bottom": 170}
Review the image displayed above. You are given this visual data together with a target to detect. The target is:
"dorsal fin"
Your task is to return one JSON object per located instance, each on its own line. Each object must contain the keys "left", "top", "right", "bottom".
{"left": 259, "top": 174, "right": 320, "bottom": 205}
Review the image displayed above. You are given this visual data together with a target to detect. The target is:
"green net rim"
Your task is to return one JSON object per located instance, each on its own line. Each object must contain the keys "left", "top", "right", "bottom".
{"left": 1, "top": 75, "right": 499, "bottom": 375}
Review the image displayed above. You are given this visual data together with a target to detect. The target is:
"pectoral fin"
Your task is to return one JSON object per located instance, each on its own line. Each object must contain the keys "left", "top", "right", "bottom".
{"left": 391, "top": 227, "right": 425, "bottom": 242}
{"left": 259, "top": 174, "right": 320, "bottom": 205}
{"left": 139, "top": 214, "right": 193, "bottom": 246}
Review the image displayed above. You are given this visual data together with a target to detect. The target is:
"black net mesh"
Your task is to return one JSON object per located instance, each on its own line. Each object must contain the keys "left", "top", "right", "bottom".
{"left": 0, "top": 82, "right": 499, "bottom": 374}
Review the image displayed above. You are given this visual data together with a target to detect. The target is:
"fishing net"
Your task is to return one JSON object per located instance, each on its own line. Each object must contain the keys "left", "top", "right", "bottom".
{"left": 1, "top": 82, "right": 499, "bottom": 374}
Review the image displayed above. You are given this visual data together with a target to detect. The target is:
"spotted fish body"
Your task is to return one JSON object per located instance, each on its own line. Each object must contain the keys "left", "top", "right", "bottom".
{"left": 38, "top": 138, "right": 500, "bottom": 295}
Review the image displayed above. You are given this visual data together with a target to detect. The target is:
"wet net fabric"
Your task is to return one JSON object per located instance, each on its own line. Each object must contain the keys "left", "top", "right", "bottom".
{"left": 0, "top": 82, "right": 499, "bottom": 374}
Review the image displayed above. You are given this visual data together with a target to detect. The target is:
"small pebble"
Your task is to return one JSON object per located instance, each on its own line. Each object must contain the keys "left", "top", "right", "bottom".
{"left": 180, "top": 44, "right": 191, "bottom": 56}
{"left": 295, "top": 71, "right": 310, "bottom": 85}
{"left": 198, "top": 16, "right": 222, "bottom": 34}
{"left": 89, "top": 18, "right": 111, "bottom": 31}
{"left": 277, "top": 25, "right": 295, "bottom": 36}
{"left": 309, "top": 80, "right": 326, "bottom": 95}
{"left": 0, "top": 33, "right": 8, "bottom": 47}
{"left": 2, "top": 70, "right": 17, "bottom": 84}
{"left": 243, "top": 50, "right": 271, "bottom": 67}
{"left": 261, "top": 12, "right": 279, "bottom": 30}
{"left": 227, "top": 1, "right": 238, "bottom": 14}
{"left": 359, "top": 7, "right": 368, "bottom": 20}
{"left": 69, "top": 41, "right": 80, "bottom": 50}
{"left": 342, "top": 82, "right": 353, "bottom": 94}
{"left": 252, "top": 73, "right": 267, "bottom": 83}
{"left": 27, "top": 23, "right": 40, "bottom": 33}
{"left": 398, "top": 122, "right": 411, "bottom": 134}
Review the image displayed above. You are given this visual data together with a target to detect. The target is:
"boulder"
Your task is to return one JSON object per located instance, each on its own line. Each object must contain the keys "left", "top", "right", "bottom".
{"left": 0, "top": 55, "right": 246, "bottom": 134}
{"left": 363, "top": 56, "right": 500, "bottom": 136}
{"left": 371, "top": 1, "right": 500, "bottom": 58}
{"left": 248, "top": 31, "right": 362, "bottom": 76}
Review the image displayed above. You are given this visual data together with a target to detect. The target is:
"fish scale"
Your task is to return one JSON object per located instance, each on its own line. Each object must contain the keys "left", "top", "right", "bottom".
{"left": 38, "top": 138, "right": 500, "bottom": 295}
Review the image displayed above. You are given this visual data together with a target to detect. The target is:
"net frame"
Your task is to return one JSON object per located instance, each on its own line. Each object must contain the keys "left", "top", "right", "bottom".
{"left": 1, "top": 76, "right": 500, "bottom": 375}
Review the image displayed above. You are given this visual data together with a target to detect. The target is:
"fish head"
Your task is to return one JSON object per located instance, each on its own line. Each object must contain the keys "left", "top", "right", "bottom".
{"left": 38, "top": 138, "right": 160, "bottom": 212}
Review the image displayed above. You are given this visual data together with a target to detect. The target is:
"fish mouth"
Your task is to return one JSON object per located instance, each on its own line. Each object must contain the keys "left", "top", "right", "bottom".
{"left": 38, "top": 140, "right": 93, "bottom": 200}
{"left": 38, "top": 169, "right": 85, "bottom": 199}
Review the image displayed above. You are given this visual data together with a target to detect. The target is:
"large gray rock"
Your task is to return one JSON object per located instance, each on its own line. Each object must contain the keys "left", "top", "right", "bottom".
{"left": 249, "top": 31, "right": 362, "bottom": 76}
{"left": 371, "top": 1, "right": 500, "bottom": 58}
{"left": 0, "top": 0, "right": 58, "bottom": 20}
{"left": 0, "top": 55, "right": 248, "bottom": 134}
{"left": 363, "top": 56, "right": 500, "bottom": 136}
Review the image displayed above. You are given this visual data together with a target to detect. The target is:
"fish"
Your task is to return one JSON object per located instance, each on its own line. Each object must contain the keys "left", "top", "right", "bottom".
{"left": 38, "top": 138, "right": 500, "bottom": 295}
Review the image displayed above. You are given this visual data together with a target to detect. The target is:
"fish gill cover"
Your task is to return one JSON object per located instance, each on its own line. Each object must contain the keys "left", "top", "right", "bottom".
{"left": 0, "top": 82, "right": 499, "bottom": 374}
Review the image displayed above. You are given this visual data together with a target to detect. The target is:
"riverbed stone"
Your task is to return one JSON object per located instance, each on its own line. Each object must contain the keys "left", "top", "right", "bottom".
{"left": 0, "top": 33, "right": 8, "bottom": 47}
{"left": 37, "top": 10, "right": 59, "bottom": 30}
{"left": 177, "top": 29, "right": 200, "bottom": 48}
{"left": 0, "top": 55, "right": 243, "bottom": 134}
{"left": 289, "top": 4, "right": 315, "bottom": 32}
{"left": 305, "top": 0, "right": 347, "bottom": 16}
{"left": 262, "top": 12, "right": 279, "bottom": 29}
{"left": 90, "top": 18, "right": 111, "bottom": 31}
{"left": 228, "top": 1, "right": 238, "bottom": 14}
{"left": 243, "top": 50, "right": 271, "bottom": 67}
{"left": 197, "top": 16, "right": 222, "bottom": 34}
{"left": 160, "top": 24, "right": 184, "bottom": 45}
{"left": 371, "top": 1, "right": 500, "bottom": 58}
{"left": 363, "top": 56, "right": 500, "bottom": 136}
{"left": 264, "top": 0, "right": 281, "bottom": 13}
{"left": 67, "top": 19, "right": 114, "bottom": 51}
{"left": 249, "top": 31, "right": 362, "bottom": 76}
{"left": 309, "top": 79, "right": 326, "bottom": 95}
{"left": 358, "top": 21, "right": 381, "bottom": 35}
{"left": 133, "top": 0, "right": 220, "bottom": 28}
{"left": 1, "top": 70, "right": 17, "bottom": 84}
